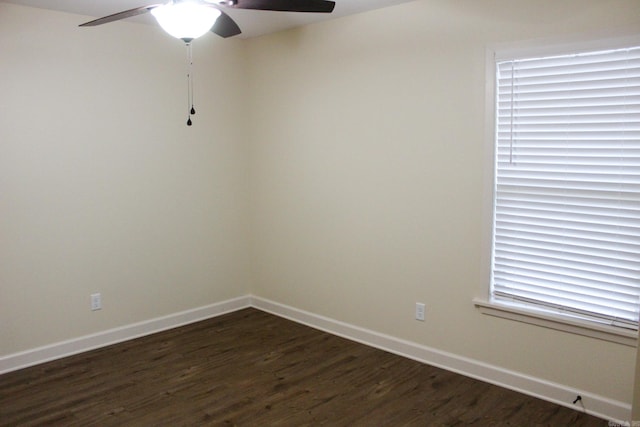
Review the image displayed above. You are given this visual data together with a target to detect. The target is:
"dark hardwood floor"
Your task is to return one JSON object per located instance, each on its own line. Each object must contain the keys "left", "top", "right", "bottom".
{"left": 0, "top": 308, "right": 606, "bottom": 426}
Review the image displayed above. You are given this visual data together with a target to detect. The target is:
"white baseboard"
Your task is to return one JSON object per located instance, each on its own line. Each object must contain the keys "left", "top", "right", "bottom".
{"left": 0, "top": 294, "right": 631, "bottom": 423}
{"left": 250, "top": 295, "right": 632, "bottom": 424}
{"left": 0, "top": 295, "right": 251, "bottom": 375}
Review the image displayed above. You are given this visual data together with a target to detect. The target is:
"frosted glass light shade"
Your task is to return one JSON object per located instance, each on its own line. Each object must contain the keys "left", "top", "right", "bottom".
{"left": 151, "top": 2, "right": 221, "bottom": 41}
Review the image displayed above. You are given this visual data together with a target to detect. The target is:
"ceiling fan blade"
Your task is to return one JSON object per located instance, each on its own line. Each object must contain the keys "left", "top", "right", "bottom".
{"left": 211, "top": 10, "right": 242, "bottom": 38}
{"left": 79, "top": 4, "right": 161, "bottom": 27}
{"left": 227, "top": 0, "right": 335, "bottom": 13}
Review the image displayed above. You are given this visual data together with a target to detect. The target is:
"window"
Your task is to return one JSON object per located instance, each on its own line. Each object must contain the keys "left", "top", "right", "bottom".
{"left": 479, "top": 40, "right": 640, "bottom": 342}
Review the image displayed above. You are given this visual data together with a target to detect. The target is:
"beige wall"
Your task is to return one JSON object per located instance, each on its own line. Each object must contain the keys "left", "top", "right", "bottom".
{"left": 0, "top": 4, "right": 250, "bottom": 354}
{"left": 635, "top": 346, "right": 640, "bottom": 421}
{"left": 247, "top": 0, "right": 640, "bottom": 405}
{"left": 2, "top": 0, "right": 639, "bottom": 415}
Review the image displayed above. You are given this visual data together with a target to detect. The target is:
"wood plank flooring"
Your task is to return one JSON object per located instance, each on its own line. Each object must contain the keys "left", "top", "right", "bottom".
{"left": 0, "top": 308, "right": 606, "bottom": 426}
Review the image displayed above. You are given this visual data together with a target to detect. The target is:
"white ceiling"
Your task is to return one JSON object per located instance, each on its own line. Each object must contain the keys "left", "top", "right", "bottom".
{"left": 2, "top": 0, "right": 416, "bottom": 39}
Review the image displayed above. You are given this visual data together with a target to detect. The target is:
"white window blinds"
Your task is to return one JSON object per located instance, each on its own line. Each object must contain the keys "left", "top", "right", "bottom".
{"left": 492, "top": 46, "right": 640, "bottom": 330}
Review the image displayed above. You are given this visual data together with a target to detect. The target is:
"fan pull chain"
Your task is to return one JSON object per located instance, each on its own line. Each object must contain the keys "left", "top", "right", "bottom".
{"left": 186, "top": 42, "right": 195, "bottom": 126}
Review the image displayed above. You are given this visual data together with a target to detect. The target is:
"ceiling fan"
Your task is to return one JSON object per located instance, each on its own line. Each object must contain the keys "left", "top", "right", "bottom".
{"left": 79, "top": 0, "right": 336, "bottom": 125}
{"left": 79, "top": 0, "right": 336, "bottom": 40}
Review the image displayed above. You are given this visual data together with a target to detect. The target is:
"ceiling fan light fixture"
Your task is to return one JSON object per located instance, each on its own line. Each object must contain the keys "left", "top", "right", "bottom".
{"left": 151, "top": 2, "right": 221, "bottom": 41}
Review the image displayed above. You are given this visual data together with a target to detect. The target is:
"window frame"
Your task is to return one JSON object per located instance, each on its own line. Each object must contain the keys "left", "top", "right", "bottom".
{"left": 475, "top": 34, "right": 640, "bottom": 347}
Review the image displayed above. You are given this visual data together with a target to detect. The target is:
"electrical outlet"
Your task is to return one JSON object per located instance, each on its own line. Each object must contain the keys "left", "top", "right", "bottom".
{"left": 91, "top": 293, "right": 102, "bottom": 311}
{"left": 415, "top": 302, "right": 425, "bottom": 321}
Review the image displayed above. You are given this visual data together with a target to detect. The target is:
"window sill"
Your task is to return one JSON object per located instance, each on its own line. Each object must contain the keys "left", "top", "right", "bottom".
{"left": 473, "top": 298, "right": 638, "bottom": 347}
